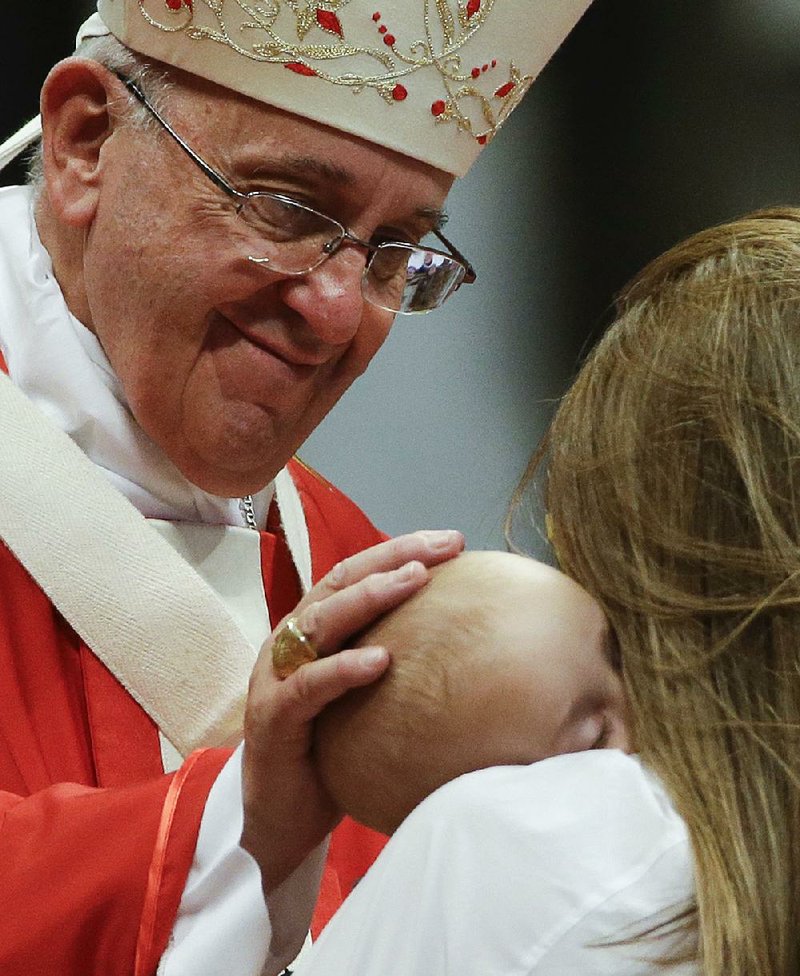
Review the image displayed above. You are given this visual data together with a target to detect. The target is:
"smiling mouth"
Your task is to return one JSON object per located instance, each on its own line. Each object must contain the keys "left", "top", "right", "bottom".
{"left": 215, "top": 312, "right": 326, "bottom": 374}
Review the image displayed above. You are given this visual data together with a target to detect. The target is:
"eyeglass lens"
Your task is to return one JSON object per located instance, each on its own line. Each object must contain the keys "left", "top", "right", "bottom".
{"left": 365, "top": 245, "right": 466, "bottom": 314}
{"left": 239, "top": 195, "right": 465, "bottom": 314}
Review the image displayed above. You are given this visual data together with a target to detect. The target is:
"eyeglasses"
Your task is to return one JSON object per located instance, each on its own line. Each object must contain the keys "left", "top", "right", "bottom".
{"left": 115, "top": 73, "right": 477, "bottom": 315}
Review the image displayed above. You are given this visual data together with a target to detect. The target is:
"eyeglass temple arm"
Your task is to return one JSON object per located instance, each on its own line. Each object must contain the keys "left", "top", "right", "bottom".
{"left": 432, "top": 227, "right": 477, "bottom": 284}
{"left": 112, "top": 71, "right": 243, "bottom": 203}
{"left": 114, "top": 71, "right": 476, "bottom": 288}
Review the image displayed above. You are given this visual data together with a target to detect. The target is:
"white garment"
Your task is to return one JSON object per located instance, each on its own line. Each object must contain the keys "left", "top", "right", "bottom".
{"left": 0, "top": 184, "right": 314, "bottom": 975}
{"left": 297, "top": 750, "right": 697, "bottom": 976}
{"left": 0, "top": 186, "right": 274, "bottom": 527}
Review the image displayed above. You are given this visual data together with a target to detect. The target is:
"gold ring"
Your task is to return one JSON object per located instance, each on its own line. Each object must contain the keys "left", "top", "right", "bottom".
{"left": 272, "top": 616, "right": 318, "bottom": 678}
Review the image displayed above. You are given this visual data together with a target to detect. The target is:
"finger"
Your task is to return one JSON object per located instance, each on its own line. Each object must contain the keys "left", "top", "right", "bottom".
{"left": 293, "top": 530, "right": 464, "bottom": 615}
{"left": 271, "top": 646, "right": 390, "bottom": 725}
{"left": 292, "top": 560, "right": 430, "bottom": 658}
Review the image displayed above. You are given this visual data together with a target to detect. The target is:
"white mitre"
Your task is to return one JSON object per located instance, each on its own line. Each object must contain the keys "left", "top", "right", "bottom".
{"left": 0, "top": 0, "right": 594, "bottom": 176}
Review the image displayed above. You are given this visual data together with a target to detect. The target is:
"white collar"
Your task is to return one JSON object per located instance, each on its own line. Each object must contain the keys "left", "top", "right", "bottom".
{"left": 0, "top": 185, "right": 274, "bottom": 528}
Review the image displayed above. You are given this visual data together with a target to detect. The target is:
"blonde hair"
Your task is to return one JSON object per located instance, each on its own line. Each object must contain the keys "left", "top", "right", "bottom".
{"left": 511, "top": 209, "right": 800, "bottom": 974}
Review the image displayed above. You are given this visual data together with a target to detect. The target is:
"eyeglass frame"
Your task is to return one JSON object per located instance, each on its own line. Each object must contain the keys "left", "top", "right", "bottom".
{"left": 112, "top": 71, "right": 477, "bottom": 313}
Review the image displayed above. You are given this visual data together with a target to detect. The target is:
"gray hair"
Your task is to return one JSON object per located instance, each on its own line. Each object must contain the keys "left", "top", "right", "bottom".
{"left": 27, "top": 33, "right": 174, "bottom": 190}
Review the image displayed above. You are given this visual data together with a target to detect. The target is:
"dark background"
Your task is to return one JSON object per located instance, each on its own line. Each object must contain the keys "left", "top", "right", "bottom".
{"left": 4, "top": 1, "right": 800, "bottom": 548}
{"left": 6, "top": 0, "right": 799, "bottom": 359}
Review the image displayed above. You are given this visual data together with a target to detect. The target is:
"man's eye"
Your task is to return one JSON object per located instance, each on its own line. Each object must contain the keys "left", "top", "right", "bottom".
{"left": 243, "top": 194, "right": 326, "bottom": 240}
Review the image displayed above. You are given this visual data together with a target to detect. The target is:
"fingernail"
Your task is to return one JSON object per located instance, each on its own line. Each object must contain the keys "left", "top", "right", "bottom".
{"left": 358, "top": 646, "right": 387, "bottom": 669}
{"left": 421, "top": 530, "right": 462, "bottom": 551}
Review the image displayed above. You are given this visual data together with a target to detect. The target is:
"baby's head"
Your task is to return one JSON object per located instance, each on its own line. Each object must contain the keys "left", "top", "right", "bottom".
{"left": 314, "top": 551, "right": 630, "bottom": 834}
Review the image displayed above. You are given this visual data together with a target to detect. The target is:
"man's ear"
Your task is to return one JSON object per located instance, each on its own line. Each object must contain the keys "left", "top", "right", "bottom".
{"left": 39, "top": 59, "right": 121, "bottom": 227}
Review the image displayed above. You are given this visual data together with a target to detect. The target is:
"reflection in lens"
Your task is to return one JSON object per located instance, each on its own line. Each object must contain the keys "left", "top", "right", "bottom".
{"left": 366, "top": 244, "right": 465, "bottom": 313}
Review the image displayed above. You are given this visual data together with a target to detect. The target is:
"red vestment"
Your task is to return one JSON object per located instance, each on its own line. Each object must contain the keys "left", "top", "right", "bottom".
{"left": 0, "top": 443, "right": 388, "bottom": 975}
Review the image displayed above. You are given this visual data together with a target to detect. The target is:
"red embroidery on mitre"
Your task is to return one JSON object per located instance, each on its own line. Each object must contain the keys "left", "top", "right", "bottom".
{"left": 316, "top": 10, "right": 343, "bottom": 37}
{"left": 373, "top": 12, "right": 399, "bottom": 48}
{"left": 144, "top": 0, "right": 527, "bottom": 145}
{"left": 285, "top": 62, "right": 318, "bottom": 76}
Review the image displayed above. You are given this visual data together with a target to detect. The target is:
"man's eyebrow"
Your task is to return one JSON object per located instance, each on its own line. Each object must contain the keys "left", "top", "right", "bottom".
{"left": 415, "top": 206, "right": 449, "bottom": 231}
{"left": 260, "top": 154, "right": 355, "bottom": 186}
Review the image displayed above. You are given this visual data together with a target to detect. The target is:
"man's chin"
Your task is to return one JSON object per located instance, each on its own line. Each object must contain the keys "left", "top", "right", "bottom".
{"left": 186, "top": 465, "right": 282, "bottom": 499}
{"left": 172, "top": 413, "right": 295, "bottom": 497}
{"left": 175, "top": 446, "right": 284, "bottom": 499}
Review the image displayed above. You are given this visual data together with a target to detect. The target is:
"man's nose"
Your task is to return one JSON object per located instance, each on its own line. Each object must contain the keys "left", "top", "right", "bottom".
{"left": 280, "top": 246, "right": 370, "bottom": 345}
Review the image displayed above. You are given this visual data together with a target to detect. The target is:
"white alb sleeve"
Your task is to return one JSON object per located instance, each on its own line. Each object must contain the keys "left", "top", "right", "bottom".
{"left": 158, "top": 745, "right": 327, "bottom": 976}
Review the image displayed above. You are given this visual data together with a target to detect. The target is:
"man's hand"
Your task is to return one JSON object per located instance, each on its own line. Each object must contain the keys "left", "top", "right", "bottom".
{"left": 240, "top": 530, "right": 464, "bottom": 892}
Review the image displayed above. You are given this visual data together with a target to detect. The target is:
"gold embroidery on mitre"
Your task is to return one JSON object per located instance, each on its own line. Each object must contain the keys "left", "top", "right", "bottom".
{"left": 136, "top": 0, "right": 530, "bottom": 143}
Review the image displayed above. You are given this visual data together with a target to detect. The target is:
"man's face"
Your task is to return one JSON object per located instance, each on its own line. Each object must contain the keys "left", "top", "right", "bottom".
{"left": 75, "top": 73, "right": 454, "bottom": 495}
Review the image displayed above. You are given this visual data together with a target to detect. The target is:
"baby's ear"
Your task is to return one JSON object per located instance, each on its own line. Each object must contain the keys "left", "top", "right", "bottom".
{"left": 40, "top": 59, "right": 118, "bottom": 227}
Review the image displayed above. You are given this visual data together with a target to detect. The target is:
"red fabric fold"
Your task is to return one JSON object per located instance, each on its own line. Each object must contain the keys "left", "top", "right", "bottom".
{"left": 0, "top": 433, "right": 388, "bottom": 967}
{"left": 135, "top": 749, "right": 231, "bottom": 976}
{"left": 0, "top": 754, "right": 224, "bottom": 976}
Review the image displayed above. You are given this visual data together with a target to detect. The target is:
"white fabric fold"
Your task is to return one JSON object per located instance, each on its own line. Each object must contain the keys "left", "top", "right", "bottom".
{"left": 76, "top": 11, "right": 111, "bottom": 44}
{"left": 0, "top": 117, "right": 41, "bottom": 172}
{"left": 0, "top": 367, "right": 259, "bottom": 755}
{"left": 296, "top": 752, "right": 694, "bottom": 975}
{"left": 161, "top": 747, "right": 325, "bottom": 976}
{"left": 275, "top": 467, "right": 313, "bottom": 595}
{"left": 0, "top": 185, "right": 275, "bottom": 526}
{"left": 0, "top": 179, "right": 320, "bottom": 974}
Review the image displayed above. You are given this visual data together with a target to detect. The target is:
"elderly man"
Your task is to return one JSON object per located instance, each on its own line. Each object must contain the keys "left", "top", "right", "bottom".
{"left": 0, "top": 2, "right": 593, "bottom": 974}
